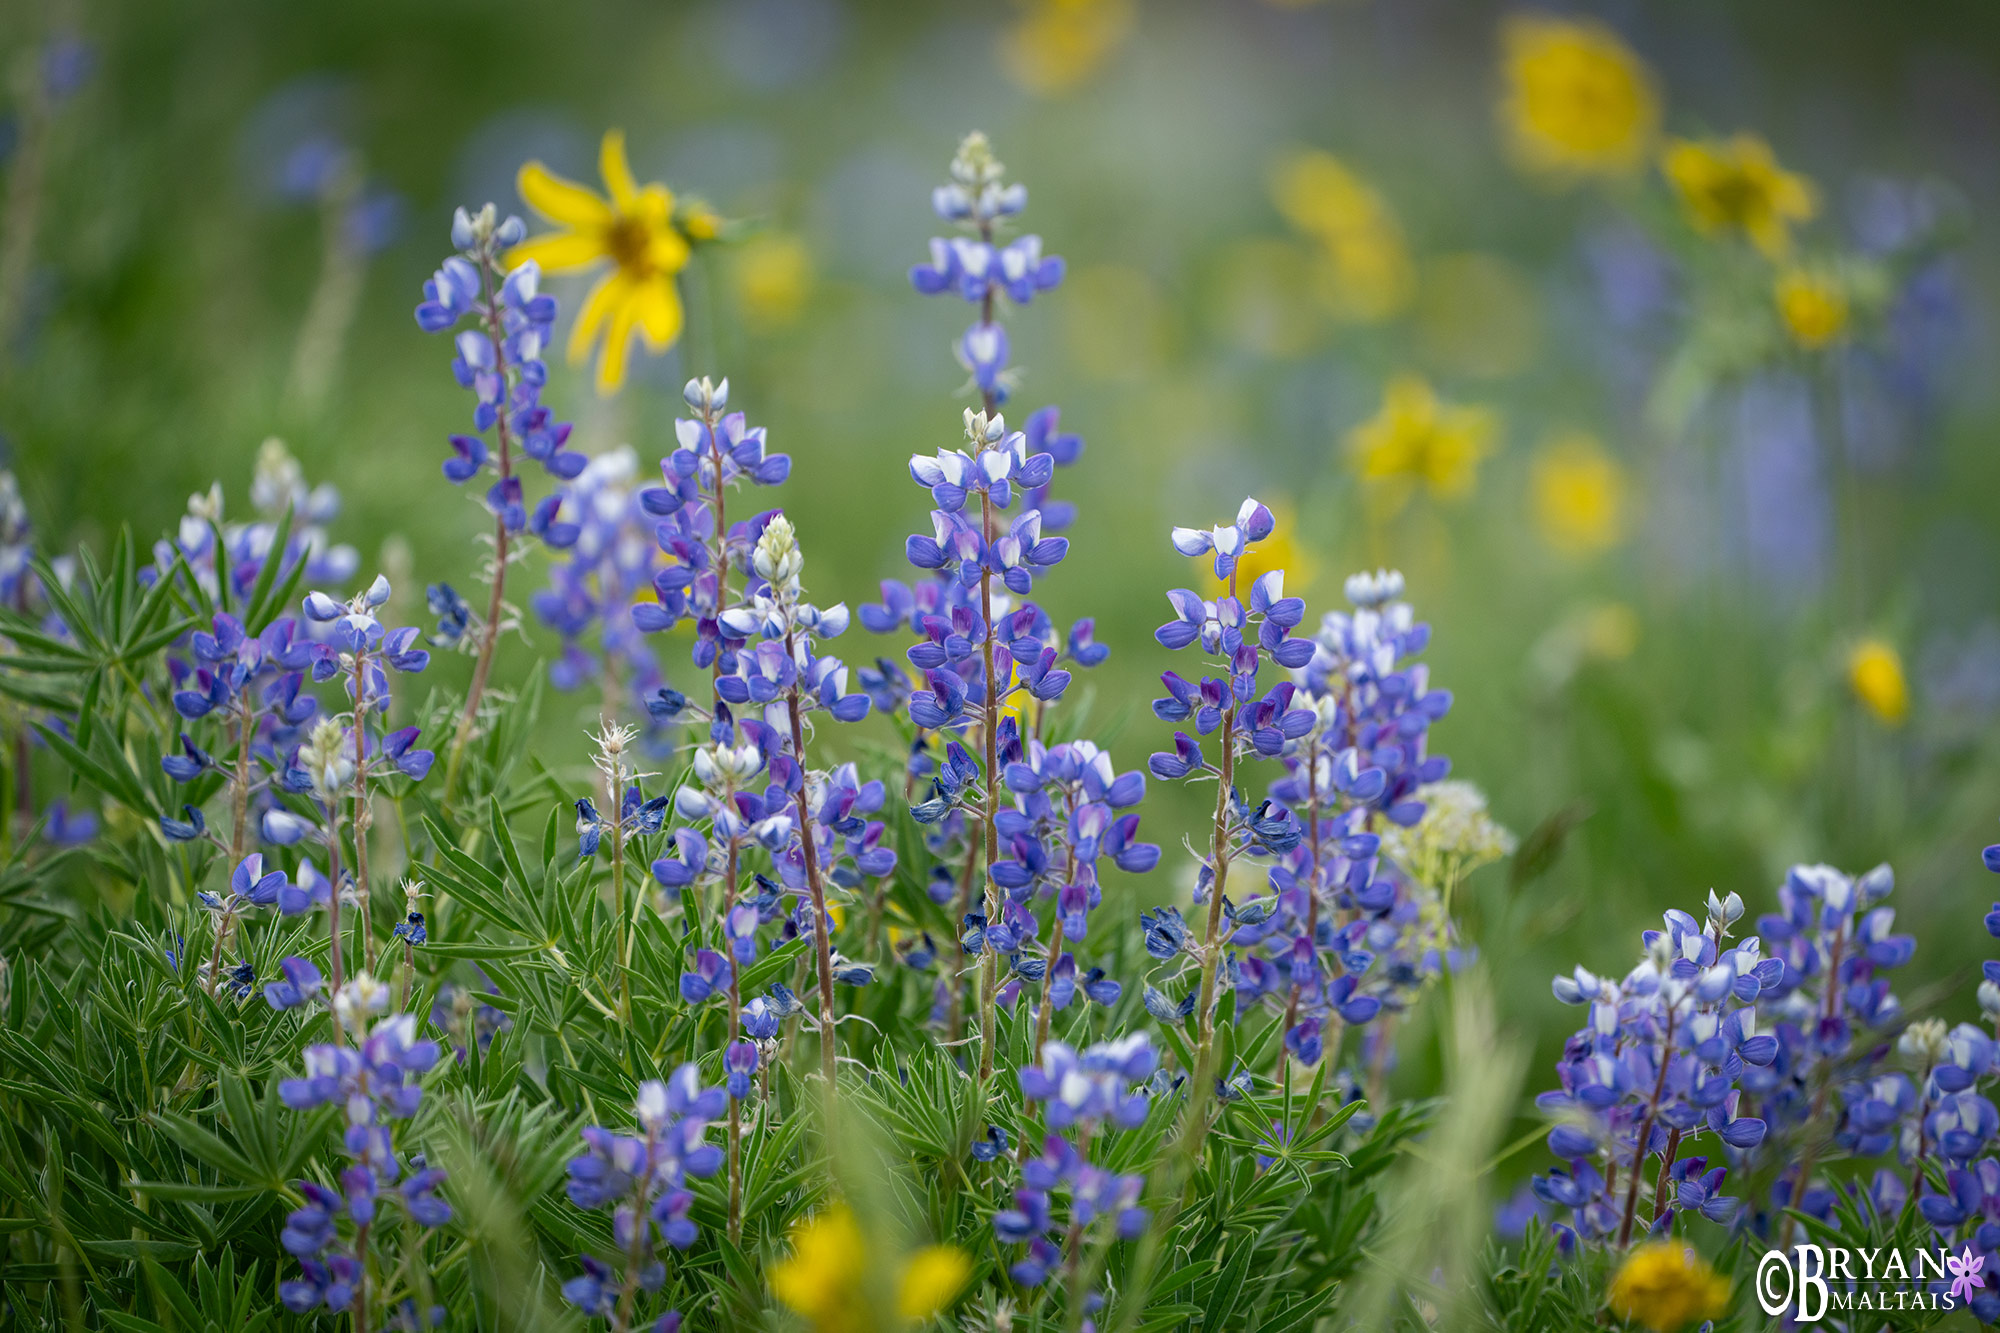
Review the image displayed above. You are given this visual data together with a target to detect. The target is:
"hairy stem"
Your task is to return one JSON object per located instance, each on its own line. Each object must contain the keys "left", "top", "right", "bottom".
{"left": 351, "top": 657, "right": 375, "bottom": 975}
{"left": 442, "top": 257, "right": 518, "bottom": 806}
{"left": 1192, "top": 705, "right": 1238, "bottom": 1081}
{"left": 976, "top": 492, "right": 1002, "bottom": 1091}
{"left": 784, "top": 671, "right": 838, "bottom": 1093}
{"left": 1616, "top": 1003, "right": 1676, "bottom": 1247}
{"left": 326, "top": 812, "right": 347, "bottom": 1046}
{"left": 724, "top": 838, "right": 744, "bottom": 1244}
{"left": 946, "top": 825, "right": 981, "bottom": 1048}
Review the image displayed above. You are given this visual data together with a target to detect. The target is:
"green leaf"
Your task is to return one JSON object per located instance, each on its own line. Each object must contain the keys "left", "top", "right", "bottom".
{"left": 490, "top": 794, "right": 531, "bottom": 889}
{"left": 1256, "top": 1286, "right": 1339, "bottom": 1333}
{"left": 133, "top": 1180, "right": 267, "bottom": 1204}
{"left": 1201, "top": 1228, "right": 1254, "bottom": 1330}
{"left": 149, "top": 1112, "right": 260, "bottom": 1185}
{"left": 237, "top": 503, "right": 294, "bottom": 631}
{"left": 35, "top": 722, "right": 153, "bottom": 815}
{"left": 32, "top": 554, "right": 104, "bottom": 653}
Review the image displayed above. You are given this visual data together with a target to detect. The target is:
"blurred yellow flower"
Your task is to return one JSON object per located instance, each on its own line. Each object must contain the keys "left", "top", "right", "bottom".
{"left": 1348, "top": 375, "right": 1496, "bottom": 507}
{"left": 1607, "top": 1242, "right": 1730, "bottom": 1332}
{"left": 1001, "top": 0, "right": 1135, "bottom": 96}
{"left": 770, "top": 1204, "right": 970, "bottom": 1333}
{"left": 1848, "top": 638, "right": 1909, "bottom": 726}
{"left": 1774, "top": 267, "right": 1849, "bottom": 350}
{"left": 733, "top": 233, "right": 816, "bottom": 331}
{"left": 1531, "top": 431, "right": 1627, "bottom": 555}
{"left": 1662, "top": 134, "right": 1816, "bottom": 257}
{"left": 512, "top": 130, "right": 697, "bottom": 396}
{"left": 1270, "top": 150, "right": 1413, "bottom": 323}
{"left": 896, "top": 1246, "right": 973, "bottom": 1320}
{"left": 1499, "top": 14, "right": 1659, "bottom": 179}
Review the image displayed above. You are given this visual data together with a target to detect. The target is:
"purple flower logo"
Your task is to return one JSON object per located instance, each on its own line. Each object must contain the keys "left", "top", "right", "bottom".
{"left": 1949, "top": 1247, "right": 1986, "bottom": 1303}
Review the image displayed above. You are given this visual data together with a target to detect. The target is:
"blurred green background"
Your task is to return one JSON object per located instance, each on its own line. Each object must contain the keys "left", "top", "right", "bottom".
{"left": 6, "top": 0, "right": 2000, "bottom": 1169}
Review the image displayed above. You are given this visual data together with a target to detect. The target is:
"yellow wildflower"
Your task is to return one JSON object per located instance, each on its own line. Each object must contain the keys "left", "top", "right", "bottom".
{"left": 1347, "top": 375, "right": 1496, "bottom": 507}
{"left": 1270, "top": 150, "right": 1413, "bottom": 323}
{"left": 770, "top": 1204, "right": 970, "bottom": 1333}
{"left": 1606, "top": 1242, "right": 1730, "bottom": 1331}
{"left": 1499, "top": 14, "right": 1659, "bottom": 179}
{"left": 1774, "top": 267, "right": 1849, "bottom": 350}
{"left": 1001, "top": 0, "right": 1135, "bottom": 96}
{"left": 1531, "top": 431, "right": 1627, "bottom": 555}
{"left": 511, "top": 130, "right": 699, "bottom": 396}
{"left": 1661, "top": 134, "right": 1816, "bottom": 257}
{"left": 1848, "top": 638, "right": 1909, "bottom": 726}
{"left": 733, "top": 233, "right": 816, "bottom": 331}
{"left": 896, "top": 1245, "right": 973, "bottom": 1320}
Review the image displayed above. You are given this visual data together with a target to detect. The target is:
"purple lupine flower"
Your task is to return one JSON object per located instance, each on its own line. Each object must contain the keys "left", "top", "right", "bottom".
{"left": 564, "top": 1068, "right": 725, "bottom": 1319}
{"left": 1533, "top": 892, "right": 1782, "bottom": 1246}
{"left": 277, "top": 1013, "right": 450, "bottom": 1319}
{"left": 1018, "top": 1034, "right": 1157, "bottom": 1132}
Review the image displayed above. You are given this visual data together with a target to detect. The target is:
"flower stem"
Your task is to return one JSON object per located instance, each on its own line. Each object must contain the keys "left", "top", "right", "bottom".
{"left": 723, "top": 838, "right": 744, "bottom": 1245}
{"left": 325, "top": 808, "right": 347, "bottom": 1046}
{"left": 1191, "top": 704, "right": 1237, "bottom": 1083}
{"left": 1649, "top": 1127, "right": 1682, "bottom": 1226}
{"left": 1032, "top": 833, "right": 1078, "bottom": 1068}
{"left": 784, "top": 668, "right": 839, "bottom": 1093}
{"left": 976, "top": 491, "right": 1002, "bottom": 1094}
{"left": 1616, "top": 1003, "right": 1676, "bottom": 1247}
{"left": 1278, "top": 763, "right": 1323, "bottom": 1070}
{"left": 946, "top": 825, "right": 981, "bottom": 1048}
{"left": 351, "top": 655, "right": 375, "bottom": 974}
{"left": 442, "top": 257, "right": 518, "bottom": 808}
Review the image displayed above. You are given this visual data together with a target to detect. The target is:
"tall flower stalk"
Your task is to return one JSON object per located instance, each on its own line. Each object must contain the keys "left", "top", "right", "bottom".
{"left": 1145, "top": 500, "right": 1316, "bottom": 1085}
{"left": 414, "top": 204, "right": 584, "bottom": 805}
{"left": 897, "top": 131, "right": 1071, "bottom": 1098}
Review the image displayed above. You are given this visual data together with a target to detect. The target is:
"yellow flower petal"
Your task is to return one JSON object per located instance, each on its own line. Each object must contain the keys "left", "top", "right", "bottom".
{"left": 567, "top": 271, "right": 630, "bottom": 368}
{"left": 644, "top": 216, "right": 692, "bottom": 276}
{"left": 770, "top": 1205, "right": 867, "bottom": 1320}
{"left": 634, "top": 277, "right": 684, "bottom": 351}
{"left": 1848, "top": 638, "right": 1909, "bottom": 726}
{"left": 517, "top": 162, "right": 611, "bottom": 229}
{"left": 596, "top": 285, "right": 645, "bottom": 396}
{"left": 897, "top": 1245, "right": 971, "bottom": 1320}
{"left": 505, "top": 230, "right": 610, "bottom": 276}
{"left": 599, "top": 129, "right": 639, "bottom": 212}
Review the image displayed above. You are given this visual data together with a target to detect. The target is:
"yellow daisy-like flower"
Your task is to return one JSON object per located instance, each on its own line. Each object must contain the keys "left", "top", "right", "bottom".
{"left": 1606, "top": 1242, "right": 1730, "bottom": 1332}
{"left": 1347, "top": 375, "right": 1497, "bottom": 507}
{"left": 1270, "top": 150, "right": 1413, "bottom": 323}
{"left": 1848, "top": 638, "right": 1909, "bottom": 726}
{"left": 1661, "top": 134, "right": 1816, "bottom": 257}
{"left": 769, "top": 1204, "right": 971, "bottom": 1333}
{"left": 511, "top": 130, "right": 694, "bottom": 396}
{"left": 1774, "top": 267, "right": 1849, "bottom": 350}
{"left": 1531, "top": 431, "right": 1627, "bottom": 555}
{"left": 1499, "top": 14, "right": 1659, "bottom": 179}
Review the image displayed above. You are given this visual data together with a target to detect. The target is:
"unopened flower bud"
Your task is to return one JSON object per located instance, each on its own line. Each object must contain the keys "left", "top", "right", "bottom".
{"left": 755, "top": 514, "right": 803, "bottom": 595}
{"left": 1900, "top": 1016, "right": 1948, "bottom": 1063}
